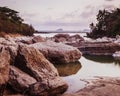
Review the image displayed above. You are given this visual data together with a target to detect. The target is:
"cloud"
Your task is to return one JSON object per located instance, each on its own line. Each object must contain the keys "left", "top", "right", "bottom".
{"left": 105, "top": 0, "right": 114, "bottom": 1}
{"left": 102, "top": 4, "right": 116, "bottom": 10}
{"left": 42, "top": 21, "right": 85, "bottom": 26}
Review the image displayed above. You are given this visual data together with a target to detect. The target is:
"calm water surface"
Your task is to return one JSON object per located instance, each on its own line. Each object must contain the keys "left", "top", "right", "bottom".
{"left": 55, "top": 56, "right": 120, "bottom": 93}
{"left": 35, "top": 33, "right": 120, "bottom": 93}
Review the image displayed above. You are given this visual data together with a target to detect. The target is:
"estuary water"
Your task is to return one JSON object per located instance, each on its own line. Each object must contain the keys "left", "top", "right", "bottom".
{"left": 34, "top": 33, "right": 120, "bottom": 93}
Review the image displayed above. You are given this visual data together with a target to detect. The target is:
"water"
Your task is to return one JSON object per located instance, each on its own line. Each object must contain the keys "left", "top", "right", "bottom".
{"left": 56, "top": 56, "right": 120, "bottom": 93}
{"left": 34, "top": 33, "right": 120, "bottom": 93}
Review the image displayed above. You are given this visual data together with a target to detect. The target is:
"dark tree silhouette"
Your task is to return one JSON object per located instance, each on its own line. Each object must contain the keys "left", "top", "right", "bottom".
{"left": 87, "top": 8, "right": 120, "bottom": 38}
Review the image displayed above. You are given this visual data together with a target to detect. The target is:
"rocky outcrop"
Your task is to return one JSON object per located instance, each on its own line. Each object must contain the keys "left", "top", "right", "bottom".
{"left": 62, "top": 77, "right": 120, "bottom": 96}
{"left": 0, "top": 37, "right": 70, "bottom": 96}
{"left": 52, "top": 34, "right": 84, "bottom": 43}
{"left": 29, "top": 41, "right": 81, "bottom": 64}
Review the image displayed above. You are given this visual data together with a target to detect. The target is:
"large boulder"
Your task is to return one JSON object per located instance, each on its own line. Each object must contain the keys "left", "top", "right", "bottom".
{"left": 13, "top": 45, "right": 68, "bottom": 95}
{"left": 29, "top": 41, "right": 81, "bottom": 64}
{"left": 0, "top": 45, "right": 10, "bottom": 95}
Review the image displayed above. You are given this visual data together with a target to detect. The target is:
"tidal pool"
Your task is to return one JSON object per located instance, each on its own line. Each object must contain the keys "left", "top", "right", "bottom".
{"left": 55, "top": 55, "right": 120, "bottom": 93}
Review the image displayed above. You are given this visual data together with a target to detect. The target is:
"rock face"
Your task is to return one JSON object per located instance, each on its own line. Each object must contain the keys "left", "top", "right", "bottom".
{"left": 14, "top": 45, "right": 68, "bottom": 95}
{"left": 0, "top": 45, "right": 10, "bottom": 95}
{"left": 63, "top": 77, "right": 120, "bottom": 96}
{"left": 52, "top": 34, "right": 84, "bottom": 43}
{"left": 29, "top": 41, "right": 81, "bottom": 64}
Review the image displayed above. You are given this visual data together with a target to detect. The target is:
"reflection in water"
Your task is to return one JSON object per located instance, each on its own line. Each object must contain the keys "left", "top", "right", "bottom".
{"left": 83, "top": 55, "right": 120, "bottom": 66}
{"left": 54, "top": 61, "right": 81, "bottom": 76}
{"left": 83, "top": 55, "right": 114, "bottom": 63}
{"left": 55, "top": 56, "right": 120, "bottom": 93}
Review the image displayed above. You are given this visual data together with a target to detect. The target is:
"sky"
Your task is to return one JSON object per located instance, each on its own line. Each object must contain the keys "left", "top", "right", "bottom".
{"left": 0, "top": 0, "right": 120, "bottom": 31}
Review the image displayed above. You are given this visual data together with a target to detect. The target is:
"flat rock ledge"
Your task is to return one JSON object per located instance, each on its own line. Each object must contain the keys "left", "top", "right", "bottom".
{"left": 62, "top": 76, "right": 120, "bottom": 96}
{"left": 67, "top": 41, "right": 120, "bottom": 56}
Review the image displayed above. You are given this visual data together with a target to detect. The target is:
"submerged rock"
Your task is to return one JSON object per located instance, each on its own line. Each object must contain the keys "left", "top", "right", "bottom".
{"left": 29, "top": 41, "right": 81, "bottom": 64}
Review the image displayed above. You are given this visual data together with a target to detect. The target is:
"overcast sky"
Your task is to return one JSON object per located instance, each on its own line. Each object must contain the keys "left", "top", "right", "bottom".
{"left": 0, "top": 0, "right": 120, "bottom": 31}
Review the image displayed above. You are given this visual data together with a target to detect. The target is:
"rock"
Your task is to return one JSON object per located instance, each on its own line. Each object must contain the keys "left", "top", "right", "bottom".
{"left": 13, "top": 36, "right": 45, "bottom": 44}
{"left": 32, "top": 35, "right": 45, "bottom": 43}
{"left": 29, "top": 41, "right": 81, "bottom": 63}
{"left": 96, "top": 37, "right": 115, "bottom": 43}
{"left": 0, "top": 46, "right": 10, "bottom": 84}
{"left": 53, "top": 34, "right": 70, "bottom": 42}
{"left": 29, "top": 77, "right": 68, "bottom": 96}
{"left": 0, "top": 45, "right": 10, "bottom": 95}
{"left": 62, "top": 77, "right": 120, "bottom": 96}
{"left": 3, "top": 86, "right": 24, "bottom": 96}
{"left": 0, "top": 37, "right": 16, "bottom": 46}
{"left": 67, "top": 41, "right": 120, "bottom": 56}
{"left": 52, "top": 34, "right": 84, "bottom": 43}
{"left": 14, "top": 44, "right": 68, "bottom": 95}
{"left": 0, "top": 38, "right": 18, "bottom": 65}
{"left": 9, "top": 66, "right": 37, "bottom": 93}
{"left": 13, "top": 36, "right": 33, "bottom": 44}
{"left": 114, "top": 35, "right": 120, "bottom": 45}
{"left": 112, "top": 51, "right": 120, "bottom": 60}
{"left": 69, "top": 34, "right": 84, "bottom": 42}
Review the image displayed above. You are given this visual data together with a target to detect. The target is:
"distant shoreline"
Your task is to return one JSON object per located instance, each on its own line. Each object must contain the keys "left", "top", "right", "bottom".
{"left": 35, "top": 31, "right": 89, "bottom": 34}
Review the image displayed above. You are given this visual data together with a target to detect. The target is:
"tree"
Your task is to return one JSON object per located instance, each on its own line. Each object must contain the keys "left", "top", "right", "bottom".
{"left": 0, "top": 7, "right": 23, "bottom": 23}
{"left": 0, "top": 7, "right": 35, "bottom": 36}
{"left": 87, "top": 8, "right": 120, "bottom": 38}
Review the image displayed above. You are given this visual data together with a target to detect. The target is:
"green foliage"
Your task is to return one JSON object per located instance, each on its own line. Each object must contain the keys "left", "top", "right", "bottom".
{"left": 87, "top": 8, "right": 120, "bottom": 38}
{"left": 0, "top": 7, "right": 35, "bottom": 36}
